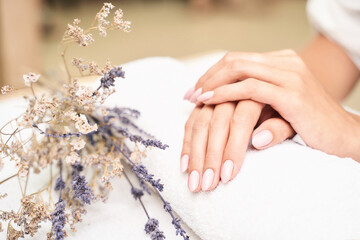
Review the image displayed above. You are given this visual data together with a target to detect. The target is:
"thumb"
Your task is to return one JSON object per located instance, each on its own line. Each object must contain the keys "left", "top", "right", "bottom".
{"left": 251, "top": 117, "right": 296, "bottom": 149}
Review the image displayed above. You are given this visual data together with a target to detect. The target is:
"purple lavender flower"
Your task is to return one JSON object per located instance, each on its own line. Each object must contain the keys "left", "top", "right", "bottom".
{"left": 163, "top": 202, "right": 171, "bottom": 213}
{"left": 54, "top": 177, "right": 65, "bottom": 191}
{"left": 145, "top": 218, "right": 159, "bottom": 234}
{"left": 138, "top": 176, "right": 151, "bottom": 195}
{"left": 172, "top": 218, "right": 187, "bottom": 237}
{"left": 133, "top": 164, "right": 164, "bottom": 192}
{"left": 72, "top": 173, "right": 94, "bottom": 205}
{"left": 98, "top": 66, "right": 125, "bottom": 89}
{"left": 110, "top": 107, "right": 140, "bottom": 119}
{"left": 131, "top": 187, "right": 144, "bottom": 200}
{"left": 151, "top": 229, "right": 166, "bottom": 240}
{"left": 51, "top": 200, "right": 66, "bottom": 240}
{"left": 72, "top": 162, "right": 84, "bottom": 172}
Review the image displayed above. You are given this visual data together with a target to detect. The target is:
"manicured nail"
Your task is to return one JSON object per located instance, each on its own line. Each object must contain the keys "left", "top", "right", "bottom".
{"left": 188, "top": 170, "right": 200, "bottom": 192}
{"left": 221, "top": 160, "right": 233, "bottom": 184}
{"left": 201, "top": 169, "right": 214, "bottom": 191}
{"left": 252, "top": 130, "right": 273, "bottom": 148}
{"left": 197, "top": 91, "right": 214, "bottom": 102}
{"left": 180, "top": 155, "right": 189, "bottom": 173}
{"left": 189, "top": 88, "right": 202, "bottom": 103}
{"left": 183, "top": 86, "right": 195, "bottom": 100}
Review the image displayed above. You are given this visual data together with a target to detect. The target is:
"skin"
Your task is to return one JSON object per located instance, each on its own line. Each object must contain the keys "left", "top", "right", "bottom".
{"left": 182, "top": 35, "right": 360, "bottom": 192}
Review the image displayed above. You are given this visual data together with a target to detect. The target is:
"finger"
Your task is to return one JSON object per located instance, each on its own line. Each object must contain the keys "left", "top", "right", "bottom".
{"left": 202, "top": 102, "right": 236, "bottom": 191}
{"left": 251, "top": 117, "right": 296, "bottom": 149}
{"left": 181, "top": 107, "right": 201, "bottom": 173}
{"left": 189, "top": 51, "right": 300, "bottom": 99}
{"left": 197, "top": 59, "right": 294, "bottom": 95}
{"left": 188, "top": 105, "right": 214, "bottom": 192}
{"left": 221, "top": 100, "right": 264, "bottom": 183}
{"left": 198, "top": 78, "right": 287, "bottom": 111}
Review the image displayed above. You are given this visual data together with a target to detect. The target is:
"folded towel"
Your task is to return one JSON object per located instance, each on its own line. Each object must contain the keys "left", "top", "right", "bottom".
{"left": 106, "top": 55, "right": 360, "bottom": 240}
{"left": 1, "top": 54, "right": 360, "bottom": 240}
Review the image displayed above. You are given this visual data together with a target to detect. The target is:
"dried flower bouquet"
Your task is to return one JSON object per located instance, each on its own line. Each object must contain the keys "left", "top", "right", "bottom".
{"left": 0, "top": 3, "right": 189, "bottom": 240}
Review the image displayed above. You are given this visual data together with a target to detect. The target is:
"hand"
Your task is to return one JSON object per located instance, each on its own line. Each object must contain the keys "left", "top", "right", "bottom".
{"left": 180, "top": 100, "right": 294, "bottom": 192}
{"left": 195, "top": 50, "right": 360, "bottom": 160}
{"left": 184, "top": 51, "right": 296, "bottom": 150}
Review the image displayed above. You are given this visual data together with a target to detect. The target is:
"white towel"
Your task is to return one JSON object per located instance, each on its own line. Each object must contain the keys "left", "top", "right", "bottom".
{"left": 106, "top": 55, "right": 360, "bottom": 240}
{"left": 1, "top": 54, "right": 360, "bottom": 240}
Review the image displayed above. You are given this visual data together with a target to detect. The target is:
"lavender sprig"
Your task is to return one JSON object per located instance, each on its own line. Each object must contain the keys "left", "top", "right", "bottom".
{"left": 54, "top": 177, "right": 65, "bottom": 192}
{"left": 51, "top": 200, "right": 66, "bottom": 240}
{"left": 110, "top": 107, "right": 141, "bottom": 119}
{"left": 132, "top": 164, "right": 164, "bottom": 192}
{"left": 32, "top": 123, "right": 81, "bottom": 138}
{"left": 51, "top": 160, "right": 66, "bottom": 240}
{"left": 96, "top": 66, "right": 125, "bottom": 91}
{"left": 131, "top": 187, "right": 144, "bottom": 200}
{"left": 137, "top": 175, "right": 151, "bottom": 195}
{"left": 156, "top": 190, "right": 189, "bottom": 239}
{"left": 115, "top": 126, "right": 169, "bottom": 150}
{"left": 71, "top": 172, "right": 94, "bottom": 205}
{"left": 100, "top": 132, "right": 164, "bottom": 192}
{"left": 124, "top": 172, "right": 165, "bottom": 240}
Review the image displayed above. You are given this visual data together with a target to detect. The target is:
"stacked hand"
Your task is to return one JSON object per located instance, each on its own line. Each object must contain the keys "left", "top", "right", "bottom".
{"left": 181, "top": 50, "right": 360, "bottom": 192}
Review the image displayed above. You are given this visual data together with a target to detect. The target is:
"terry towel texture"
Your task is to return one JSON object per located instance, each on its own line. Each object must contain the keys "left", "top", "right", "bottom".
{"left": 107, "top": 55, "right": 360, "bottom": 240}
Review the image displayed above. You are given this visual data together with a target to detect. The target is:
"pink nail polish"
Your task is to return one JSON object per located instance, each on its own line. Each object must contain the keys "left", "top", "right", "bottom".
{"left": 252, "top": 130, "right": 273, "bottom": 148}
{"left": 180, "top": 155, "right": 189, "bottom": 173}
{"left": 221, "top": 160, "right": 233, "bottom": 184}
{"left": 197, "top": 91, "right": 214, "bottom": 102}
{"left": 188, "top": 170, "right": 200, "bottom": 192}
{"left": 201, "top": 169, "right": 214, "bottom": 191}
{"left": 189, "top": 88, "right": 202, "bottom": 103}
{"left": 183, "top": 86, "right": 195, "bottom": 100}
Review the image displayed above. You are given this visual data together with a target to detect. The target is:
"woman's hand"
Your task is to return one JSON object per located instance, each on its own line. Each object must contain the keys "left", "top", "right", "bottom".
{"left": 195, "top": 50, "right": 360, "bottom": 160}
{"left": 181, "top": 100, "right": 295, "bottom": 192}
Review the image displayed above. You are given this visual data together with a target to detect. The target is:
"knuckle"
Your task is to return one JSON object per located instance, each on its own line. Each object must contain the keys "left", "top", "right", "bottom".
{"left": 223, "top": 52, "right": 235, "bottom": 63}
{"left": 205, "top": 151, "right": 221, "bottom": 164}
{"left": 210, "top": 115, "right": 228, "bottom": 128}
{"left": 229, "top": 60, "right": 243, "bottom": 72}
{"left": 184, "top": 120, "right": 193, "bottom": 131}
{"left": 192, "top": 121, "right": 209, "bottom": 132}
{"left": 231, "top": 114, "right": 252, "bottom": 126}
{"left": 182, "top": 138, "right": 191, "bottom": 148}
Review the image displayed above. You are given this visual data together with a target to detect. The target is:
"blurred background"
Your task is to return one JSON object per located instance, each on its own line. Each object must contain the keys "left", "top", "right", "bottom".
{"left": 0, "top": 0, "right": 359, "bottom": 109}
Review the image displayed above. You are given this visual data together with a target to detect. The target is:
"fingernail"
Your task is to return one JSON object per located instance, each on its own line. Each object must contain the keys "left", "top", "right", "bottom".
{"left": 201, "top": 169, "right": 214, "bottom": 191}
{"left": 183, "top": 86, "right": 195, "bottom": 100}
{"left": 197, "top": 91, "right": 214, "bottom": 102}
{"left": 252, "top": 130, "right": 273, "bottom": 148}
{"left": 221, "top": 160, "right": 233, "bottom": 184}
{"left": 188, "top": 170, "right": 200, "bottom": 192}
{"left": 180, "top": 155, "right": 189, "bottom": 173}
{"left": 189, "top": 88, "right": 202, "bottom": 103}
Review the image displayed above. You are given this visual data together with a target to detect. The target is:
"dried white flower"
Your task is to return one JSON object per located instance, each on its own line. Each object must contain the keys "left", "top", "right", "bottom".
{"left": 1, "top": 85, "right": 13, "bottom": 95}
{"left": 65, "top": 19, "right": 94, "bottom": 46}
{"left": 66, "top": 152, "right": 80, "bottom": 165}
{"left": 70, "top": 138, "right": 86, "bottom": 151}
{"left": 113, "top": 9, "right": 131, "bottom": 32}
{"left": 23, "top": 73, "right": 40, "bottom": 86}
{"left": 71, "top": 113, "right": 98, "bottom": 134}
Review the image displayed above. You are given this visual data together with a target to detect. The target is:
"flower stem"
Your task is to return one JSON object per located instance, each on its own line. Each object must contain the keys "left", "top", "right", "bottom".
{"left": 123, "top": 171, "right": 150, "bottom": 219}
